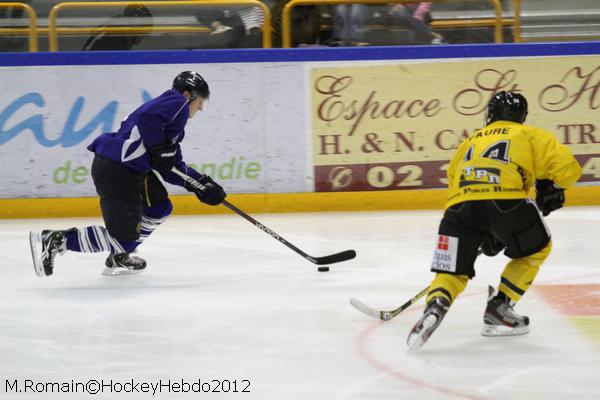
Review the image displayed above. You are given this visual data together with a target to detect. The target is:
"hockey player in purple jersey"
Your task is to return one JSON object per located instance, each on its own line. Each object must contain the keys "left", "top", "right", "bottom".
{"left": 29, "top": 71, "right": 226, "bottom": 277}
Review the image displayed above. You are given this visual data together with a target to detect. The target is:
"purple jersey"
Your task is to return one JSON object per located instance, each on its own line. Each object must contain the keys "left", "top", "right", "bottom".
{"left": 88, "top": 89, "right": 203, "bottom": 187}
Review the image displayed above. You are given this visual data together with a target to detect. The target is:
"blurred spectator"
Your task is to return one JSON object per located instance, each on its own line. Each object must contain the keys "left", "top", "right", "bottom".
{"left": 205, "top": 7, "right": 264, "bottom": 48}
{"left": 0, "top": 0, "right": 32, "bottom": 52}
{"left": 442, "top": 0, "right": 510, "bottom": 44}
{"left": 82, "top": 4, "right": 153, "bottom": 51}
{"left": 387, "top": 2, "right": 446, "bottom": 45}
{"left": 331, "top": 4, "right": 368, "bottom": 46}
{"left": 195, "top": 9, "right": 236, "bottom": 48}
{"left": 272, "top": 0, "right": 325, "bottom": 47}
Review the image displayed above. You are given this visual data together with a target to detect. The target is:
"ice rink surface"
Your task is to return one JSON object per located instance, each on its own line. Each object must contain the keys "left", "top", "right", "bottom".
{"left": 1, "top": 206, "right": 599, "bottom": 399}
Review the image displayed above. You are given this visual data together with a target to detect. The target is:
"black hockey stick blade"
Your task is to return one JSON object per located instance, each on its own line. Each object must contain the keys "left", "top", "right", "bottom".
{"left": 309, "top": 249, "right": 356, "bottom": 265}
{"left": 223, "top": 200, "right": 357, "bottom": 266}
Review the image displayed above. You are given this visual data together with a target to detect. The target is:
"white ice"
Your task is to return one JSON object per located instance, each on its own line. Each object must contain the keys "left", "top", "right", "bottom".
{"left": 1, "top": 207, "right": 600, "bottom": 399}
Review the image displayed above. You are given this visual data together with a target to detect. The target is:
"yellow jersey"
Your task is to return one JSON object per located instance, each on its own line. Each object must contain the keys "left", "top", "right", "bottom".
{"left": 445, "top": 120, "right": 582, "bottom": 209}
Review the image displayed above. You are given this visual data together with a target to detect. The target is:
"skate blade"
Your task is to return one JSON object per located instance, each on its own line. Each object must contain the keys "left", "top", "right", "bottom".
{"left": 29, "top": 231, "right": 45, "bottom": 277}
{"left": 101, "top": 267, "right": 145, "bottom": 277}
{"left": 481, "top": 324, "right": 529, "bottom": 337}
{"left": 407, "top": 315, "right": 437, "bottom": 352}
{"left": 407, "top": 334, "right": 426, "bottom": 353}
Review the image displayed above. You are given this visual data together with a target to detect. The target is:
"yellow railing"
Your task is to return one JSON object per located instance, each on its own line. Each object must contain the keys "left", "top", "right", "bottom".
{"left": 513, "top": 0, "right": 521, "bottom": 42}
{"left": 48, "top": 0, "right": 273, "bottom": 51}
{"left": 48, "top": 26, "right": 212, "bottom": 36}
{"left": 0, "top": 0, "right": 523, "bottom": 52}
{"left": 1, "top": 26, "right": 212, "bottom": 36}
{"left": 282, "top": 0, "right": 513, "bottom": 48}
{"left": 0, "top": 2, "right": 38, "bottom": 52}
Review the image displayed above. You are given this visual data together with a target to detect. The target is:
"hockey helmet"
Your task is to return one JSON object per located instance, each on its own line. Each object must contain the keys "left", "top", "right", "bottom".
{"left": 173, "top": 71, "right": 210, "bottom": 100}
{"left": 485, "top": 90, "right": 528, "bottom": 125}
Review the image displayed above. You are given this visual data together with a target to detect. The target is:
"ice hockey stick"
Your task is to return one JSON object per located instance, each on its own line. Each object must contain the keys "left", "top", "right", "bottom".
{"left": 350, "top": 286, "right": 429, "bottom": 321}
{"left": 171, "top": 168, "right": 357, "bottom": 266}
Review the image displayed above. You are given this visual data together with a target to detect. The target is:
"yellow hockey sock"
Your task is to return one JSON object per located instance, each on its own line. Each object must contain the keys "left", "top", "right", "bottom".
{"left": 499, "top": 241, "right": 552, "bottom": 302}
{"left": 426, "top": 273, "right": 469, "bottom": 305}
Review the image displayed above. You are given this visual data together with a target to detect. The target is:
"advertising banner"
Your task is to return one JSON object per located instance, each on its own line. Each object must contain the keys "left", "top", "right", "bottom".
{"left": 311, "top": 56, "right": 600, "bottom": 192}
{"left": 0, "top": 62, "right": 309, "bottom": 198}
{"left": 2, "top": 47, "right": 600, "bottom": 201}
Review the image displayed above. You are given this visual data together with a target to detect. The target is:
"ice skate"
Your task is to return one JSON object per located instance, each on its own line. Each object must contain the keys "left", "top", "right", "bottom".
{"left": 407, "top": 297, "right": 450, "bottom": 352}
{"left": 29, "top": 230, "right": 68, "bottom": 277}
{"left": 482, "top": 288, "right": 529, "bottom": 337}
{"left": 102, "top": 252, "right": 147, "bottom": 276}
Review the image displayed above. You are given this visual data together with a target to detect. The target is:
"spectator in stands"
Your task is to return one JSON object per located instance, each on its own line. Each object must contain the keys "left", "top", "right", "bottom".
{"left": 204, "top": 6, "right": 265, "bottom": 48}
{"left": 387, "top": 2, "right": 446, "bottom": 45}
{"left": 82, "top": 4, "right": 153, "bottom": 51}
{"left": 331, "top": 4, "right": 368, "bottom": 47}
{"left": 271, "top": 0, "right": 325, "bottom": 47}
{"left": 0, "top": 0, "right": 32, "bottom": 52}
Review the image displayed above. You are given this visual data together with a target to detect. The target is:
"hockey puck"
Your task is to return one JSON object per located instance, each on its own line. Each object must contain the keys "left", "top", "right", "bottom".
{"left": 317, "top": 266, "right": 330, "bottom": 272}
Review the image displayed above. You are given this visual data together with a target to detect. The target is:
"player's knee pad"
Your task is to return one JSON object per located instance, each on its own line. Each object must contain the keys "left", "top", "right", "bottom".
{"left": 523, "top": 240, "right": 552, "bottom": 267}
{"left": 500, "top": 241, "right": 552, "bottom": 301}
{"left": 100, "top": 199, "right": 142, "bottom": 242}
{"left": 427, "top": 273, "right": 469, "bottom": 304}
{"left": 144, "top": 198, "right": 173, "bottom": 220}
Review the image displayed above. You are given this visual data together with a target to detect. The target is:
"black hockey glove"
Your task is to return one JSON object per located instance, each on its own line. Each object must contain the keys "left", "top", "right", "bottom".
{"left": 480, "top": 234, "right": 504, "bottom": 257}
{"left": 149, "top": 143, "right": 177, "bottom": 175}
{"left": 535, "top": 179, "right": 565, "bottom": 216}
{"left": 187, "top": 175, "right": 227, "bottom": 206}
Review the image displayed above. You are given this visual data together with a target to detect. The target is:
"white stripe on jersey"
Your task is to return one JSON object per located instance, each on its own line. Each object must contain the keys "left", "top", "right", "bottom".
{"left": 171, "top": 101, "right": 188, "bottom": 121}
{"left": 121, "top": 125, "right": 148, "bottom": 162}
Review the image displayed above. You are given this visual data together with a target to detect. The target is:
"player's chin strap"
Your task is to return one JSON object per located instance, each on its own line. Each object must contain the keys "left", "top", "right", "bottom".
{"left": 169, "top": 168, "right": 356, "bottom": 267}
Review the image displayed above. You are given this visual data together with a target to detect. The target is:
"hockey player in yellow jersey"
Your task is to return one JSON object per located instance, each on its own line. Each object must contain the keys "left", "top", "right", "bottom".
{"left": 407, "top": 91, "right": 582, "bottom": 351}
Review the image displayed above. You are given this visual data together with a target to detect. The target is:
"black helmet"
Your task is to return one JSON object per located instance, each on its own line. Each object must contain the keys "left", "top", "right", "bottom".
{"left": 173, "top": 71, "right": 210, "bottom": 100}
{"left": 485, "top": 90, "right": 528, "bottom": 125}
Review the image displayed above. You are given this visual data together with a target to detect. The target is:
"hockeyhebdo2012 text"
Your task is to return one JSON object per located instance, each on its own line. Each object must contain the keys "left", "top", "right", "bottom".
{"left": 4, "top": 378, "right": 251, "bottom": 395}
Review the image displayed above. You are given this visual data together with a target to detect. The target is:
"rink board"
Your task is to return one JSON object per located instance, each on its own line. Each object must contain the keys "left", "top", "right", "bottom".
{"left": 1, "top": 185, "right": 600, "bottom": 218}
{"left": 1, "top": 42, "right": 600, "bottom": 217}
